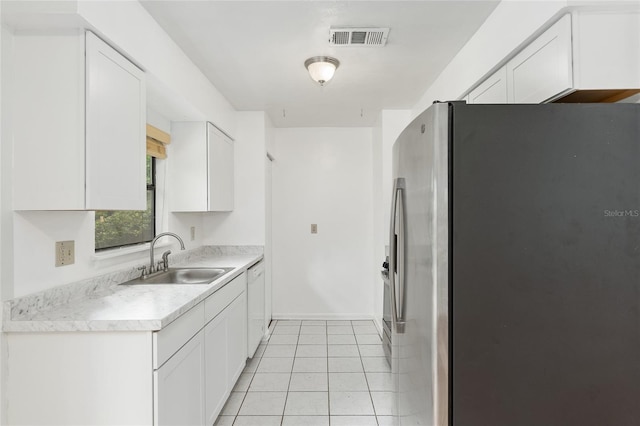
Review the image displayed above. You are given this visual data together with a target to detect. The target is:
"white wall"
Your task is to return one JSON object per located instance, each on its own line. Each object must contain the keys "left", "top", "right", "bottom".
{"left": 272, "top": 128, "right": 374, "bottom": 319}
{"left": 203, "top": 112, "right": 267, "bottom": 246}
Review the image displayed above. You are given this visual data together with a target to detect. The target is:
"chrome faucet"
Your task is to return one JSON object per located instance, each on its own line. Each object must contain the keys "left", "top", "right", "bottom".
{"left": 142, "top": 232, "right": 186, "bottom": 277}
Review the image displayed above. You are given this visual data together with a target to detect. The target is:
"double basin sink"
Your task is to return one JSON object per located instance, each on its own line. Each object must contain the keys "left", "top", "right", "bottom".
{"left": 122, "top": 267, "right": 235, "bottom": 285}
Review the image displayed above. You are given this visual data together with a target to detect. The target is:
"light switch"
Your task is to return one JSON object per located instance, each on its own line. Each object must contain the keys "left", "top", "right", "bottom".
{"left": 311, "top": 224, "right": 318, "bottom": 234}
{"left": 190, "top": 226, "right": 196, "bottom": 241}
{"left": 55, "top": 240, "right": 75, "bottom": 267}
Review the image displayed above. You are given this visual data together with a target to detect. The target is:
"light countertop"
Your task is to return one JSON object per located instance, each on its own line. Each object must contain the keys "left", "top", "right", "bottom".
{"left": 3, "top": 249, "right": 262, "bottom": 333}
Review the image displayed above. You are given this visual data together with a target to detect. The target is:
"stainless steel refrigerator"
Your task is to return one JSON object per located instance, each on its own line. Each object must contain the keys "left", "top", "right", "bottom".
{"left": 388, "top": 101, "right": 640, "bottom": 426}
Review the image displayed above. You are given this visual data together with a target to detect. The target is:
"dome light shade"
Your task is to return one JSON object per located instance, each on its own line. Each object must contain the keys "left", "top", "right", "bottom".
{"left": 304, "top": 56, "right": 340, "bottom": 86}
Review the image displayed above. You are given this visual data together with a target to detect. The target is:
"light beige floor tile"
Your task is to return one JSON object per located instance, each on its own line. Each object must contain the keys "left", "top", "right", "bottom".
{"left": 377, "top": 415, "right": 395, "bottom": 426}
{"left": 328, "top": 334, "right": 357, "bottom": 345}
{"left": 238, "top": 391, "right": 287, "bottom": 415}
{"left": 330, "top": 415, "right": 378, "bottom": 426}
{"left": 357, "top": 344, "right": 385, "bottom": 357}
{"left": 233, "top": 415, "right": 282, "bottom": 426}
{"left": 328, "top": 357, "right": 364, "bottom": 373}
{"left": 284, "top": 391, "right": 329, "bottom": 415}
{"left": 220, "top": 391, "right": 245, "bottom": 415}
{"left": 273, "top": 325, "right": 300, "bottom": 335}
{"left": 300, "top": 325, "right": 327, "bottom": 335}
{"left": 268, "top": 334, "right": 299, "bottom": 345}
{"left": 326, "top": 320, "right": 351, "bottom": 326}
{"left": 298, "top": 334, "right": 327, "bottom": 345}
{"left": 365, "top": 372, "right": 394, "bottom": 391}
{"left": 355, "top": 335, "right": 381, "bottom": 345}
{"left": 302, "top": 320, "right": 326, "bottom": 325}
{"left": 351, "top": 320, "right": 375, "bottom": 325}
{"left": 328, "top": 372, "right": 369, "bottom": 391}
{"left": 328, "top": 345, "right": 359, "bottom": 357}
{"left": 296, "top": 344, "right": 328, "bottom": 357}
{"left": 257, "top": 357, "right": 294, "bottom": 373}
{"left": 263, "top": 344, "right": 297, "bottom": 358}
{"left": 289, "top": 372, "right": 329, "bottom": 391}
{"left": 371, "top": 391, "right": 395, "bottom": 416}
{"left": 327, "top": 325, "right": 354, "bottom": 335}
{"left": 282, "top": 415, "right": 329, "bottom": 426}
{"left": 277, "top": 320, "right": 302, "bottom": 326}
{"left": 293, "top": 357, "right": 328, "bottom": 373}
{"left": 353, "top": 325, "right": 379, "bottom": 335}
{"left": 361, "top": 357, "right": 391, "bottom": 373}
{"left": 248, "top": 373, "right": 291, "bottom": 392}
{"left": 329, "top": 392, "right": 375, "bottom": 415}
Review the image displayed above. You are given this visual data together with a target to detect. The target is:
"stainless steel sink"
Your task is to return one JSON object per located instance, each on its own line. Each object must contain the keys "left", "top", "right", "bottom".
{"left": 122, "top": 267, "right": 235, "bottom": 285}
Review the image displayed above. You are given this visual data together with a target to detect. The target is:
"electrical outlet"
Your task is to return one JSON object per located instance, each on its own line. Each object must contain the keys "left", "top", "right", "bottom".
{"left": 55, "top": 240, "right": 75, "bottom": 267}
{"left": 311, "top": 224, "right": 318, "bottom": 234}
{"left": 190, "top": 226, "right": 196, "bottom": 241}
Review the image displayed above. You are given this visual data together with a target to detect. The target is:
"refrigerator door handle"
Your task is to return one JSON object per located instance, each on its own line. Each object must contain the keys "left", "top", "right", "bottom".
{"left": 389, "top": 178, "right": 406, "bottom": 334}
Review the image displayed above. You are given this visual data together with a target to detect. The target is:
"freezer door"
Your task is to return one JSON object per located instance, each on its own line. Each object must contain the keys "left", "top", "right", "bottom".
{"left": 391, "top": 103, "right": 450, "bottom": 426}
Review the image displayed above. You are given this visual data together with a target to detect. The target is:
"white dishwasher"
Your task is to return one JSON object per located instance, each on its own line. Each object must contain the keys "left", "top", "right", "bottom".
{"left": 247, "top": 260, "right": 265, "bottom": 358}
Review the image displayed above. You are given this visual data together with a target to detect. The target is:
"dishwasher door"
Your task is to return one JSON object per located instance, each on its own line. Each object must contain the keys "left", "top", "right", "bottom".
{"left": 247, "top": 260, "right": 265, "bottom": 358}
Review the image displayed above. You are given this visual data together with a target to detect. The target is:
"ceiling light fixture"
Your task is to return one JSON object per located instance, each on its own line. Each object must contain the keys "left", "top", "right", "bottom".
{"left": 304, "top": 56, "right": 340, "bottom": 86}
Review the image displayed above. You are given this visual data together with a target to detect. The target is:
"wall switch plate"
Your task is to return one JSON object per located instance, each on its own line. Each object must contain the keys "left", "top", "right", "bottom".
{"left": 55, "top": 240, "right": 75, "bottom": 267}
{"left": 190, "top": 226, "right": 196, "bottom": 241}
{"left": 311, "top": 224, "right": 318, "bottom": 234}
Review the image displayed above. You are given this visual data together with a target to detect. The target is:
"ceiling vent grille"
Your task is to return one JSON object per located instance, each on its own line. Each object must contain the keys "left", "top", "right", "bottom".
{"left": 329, "top": 27, "right": 389, "bottom": 47}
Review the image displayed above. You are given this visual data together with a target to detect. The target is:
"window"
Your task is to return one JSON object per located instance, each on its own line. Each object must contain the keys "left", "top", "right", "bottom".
{"left": 95, "top": 156, "right": 156, "bottom": 250}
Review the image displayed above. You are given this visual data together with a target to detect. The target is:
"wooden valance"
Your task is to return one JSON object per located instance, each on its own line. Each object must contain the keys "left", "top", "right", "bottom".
{"left": 146, "top": 124, "right": 170, "bottom": 159}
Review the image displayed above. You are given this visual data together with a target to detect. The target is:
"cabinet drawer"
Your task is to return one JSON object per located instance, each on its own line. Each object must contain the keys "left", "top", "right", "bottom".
{"left": 153, "top": 302, "right": 205, "bottom": 369}
{"left": 205, "top": 272, "right": 247, "bottom": 324}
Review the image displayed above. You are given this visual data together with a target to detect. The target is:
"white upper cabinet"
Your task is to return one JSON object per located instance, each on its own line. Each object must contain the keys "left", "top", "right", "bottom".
{"left": 507, "top": 14, "right": 573, "bottom": 103}
{"left": 470, "top": 10, "right": 640, "bottom": 105}
{"left": 468, "top": 66, "right": 508, "bottom": 104}
{"left": 170, "top": 122, "right": 235, "bottom": 212}
{"left": 13, "top": 31, "right": 146, "bottom": 211}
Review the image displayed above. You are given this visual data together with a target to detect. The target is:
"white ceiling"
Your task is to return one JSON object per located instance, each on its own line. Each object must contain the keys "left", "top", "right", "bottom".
{"left": 141, "top": 0, "right": 500, "bottom": 127}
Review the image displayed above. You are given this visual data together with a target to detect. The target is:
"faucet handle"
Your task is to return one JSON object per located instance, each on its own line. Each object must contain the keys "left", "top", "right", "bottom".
{"left": 161, "top": 250, "right": 172, "bottom": 271}
{"left": 137, "top": 265, "right": 148, "bottom": 278}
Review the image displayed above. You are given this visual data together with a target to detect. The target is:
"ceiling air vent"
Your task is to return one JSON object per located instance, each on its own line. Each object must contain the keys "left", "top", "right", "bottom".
{"left": 329, "top": 27, "right": 389, "bottom": 47}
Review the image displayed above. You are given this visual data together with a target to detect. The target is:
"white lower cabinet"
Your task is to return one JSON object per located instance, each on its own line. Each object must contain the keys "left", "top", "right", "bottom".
{"left": 156, "top": 272, "right": 248, "bottom": 426}
{"left": 204, "top": 292, "right": 248, "bottom": 425}
{"left": 155, "top": 330, "right": 206, "bottom": 426}
{"left": 6, "top": 273, "right": 249, "bottom": 426}
{"left": 205, "top": 313, "right": 229, "bottom": 425}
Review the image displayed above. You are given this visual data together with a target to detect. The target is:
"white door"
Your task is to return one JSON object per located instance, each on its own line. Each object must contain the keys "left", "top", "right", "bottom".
{"left": 207, "top": 123, "right": 234, "bottom": 211}
{"left": 85, "top": 31, "right": 146, "bottom": 210}
{"left": 226, "top": 293, "right": 247, "bottom": 387}
{"left": 204, "top": 312, "right": 228, "bottom": 425}
{"left": 155, "top": 331, "right": 205, "bottom": 426}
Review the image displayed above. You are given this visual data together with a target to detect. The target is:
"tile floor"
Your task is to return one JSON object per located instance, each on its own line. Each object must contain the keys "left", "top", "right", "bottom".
{"left": 215, "top": 319, "right": 394, "bottom": 426}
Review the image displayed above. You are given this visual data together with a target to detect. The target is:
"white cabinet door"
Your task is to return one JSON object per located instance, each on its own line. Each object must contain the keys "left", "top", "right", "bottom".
{"left": 155, "top": 330, "right": 205, "bottom": 426}
{"left": 207, "top": 124, "right": 235, "bottom": 211}
{"left": 12, "top": 31, "right": 146, "bottom": 211}
{"left": 204, "top": 311, "right": 228, "bottom": 425}
{"left": 468, "top": 66, "right": 508, "bottom": 104}
{"left": 247, "top": 262, "right": 265, "bottom": 358}
{"left": 226, "top": 291, "right": 247, "bottom": 386}
{"left": 85, "top": 32, "right": 146, "bottom": 210}
{"left": 170, "top": 122, "right": 234, "bottom": 212}
{"left": 507, "top": 14, "right": 573, "bottom": 103}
